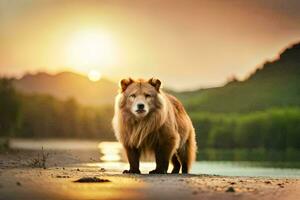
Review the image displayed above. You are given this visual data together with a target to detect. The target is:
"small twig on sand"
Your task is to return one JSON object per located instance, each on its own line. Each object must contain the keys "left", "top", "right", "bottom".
{"left": 28, "top": 147, "right": 50, "bottom": 169}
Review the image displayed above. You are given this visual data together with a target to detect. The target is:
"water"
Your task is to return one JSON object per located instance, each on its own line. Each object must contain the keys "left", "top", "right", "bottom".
{"left": 192, "top": 161, "right": 300, "bottom": 178}
{"left": 9, "top": 139, "right": 300, "bottom": 178}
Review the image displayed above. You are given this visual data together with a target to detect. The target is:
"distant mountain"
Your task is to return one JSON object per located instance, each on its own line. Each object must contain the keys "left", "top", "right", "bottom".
{"left": 13, "top": 42, "right": 300, "bottom": 111}
{"left": 14, "top": 72, "right": 118, "bottom": 106}
{"left": 175, "top": 42, "right": 300, "bottom": 113}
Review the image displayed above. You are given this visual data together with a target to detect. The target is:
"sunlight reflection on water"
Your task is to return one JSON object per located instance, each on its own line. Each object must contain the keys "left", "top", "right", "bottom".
{"left": 96, "top": 141, "right": 157, "bottom": 173}
{"left": 98, "top": 142, "right": 123, "bottom": 162}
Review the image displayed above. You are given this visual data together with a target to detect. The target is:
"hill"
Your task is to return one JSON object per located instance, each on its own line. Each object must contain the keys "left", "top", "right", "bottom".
{"left": 175, "top": 42, "right": 300, "bottom": 113}
{"left": 13, "top": 72, "right": 118, "bottom": 106}
{"left": 12, "top": 42, "right": 300, "bottom": 111}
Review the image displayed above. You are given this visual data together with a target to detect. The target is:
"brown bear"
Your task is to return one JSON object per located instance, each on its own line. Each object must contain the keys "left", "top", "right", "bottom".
{"left": 112, "top": 78, "right": 197, "bottom": 174}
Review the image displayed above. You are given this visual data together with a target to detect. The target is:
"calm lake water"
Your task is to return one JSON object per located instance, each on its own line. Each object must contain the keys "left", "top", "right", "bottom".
{"left": 9, "top": 139, "right": 300, "bottom": 178}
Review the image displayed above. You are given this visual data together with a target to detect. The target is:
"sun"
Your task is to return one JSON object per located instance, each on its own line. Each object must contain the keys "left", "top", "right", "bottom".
{"left": 88, "top": 70, "right": 102, "bottom": 82}
{"left": 65, "top": 30, "right": 117, "bottom": 71}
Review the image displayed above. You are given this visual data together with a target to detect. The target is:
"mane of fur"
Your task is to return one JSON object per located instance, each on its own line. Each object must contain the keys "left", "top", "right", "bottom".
{"left": 113, "top": 92, "right": 174, "bottom": 149}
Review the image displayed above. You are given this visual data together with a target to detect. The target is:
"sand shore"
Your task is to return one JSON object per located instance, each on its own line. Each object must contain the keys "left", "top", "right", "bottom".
{"left": 0, "top": 150, "right": 299, "bottom": 200}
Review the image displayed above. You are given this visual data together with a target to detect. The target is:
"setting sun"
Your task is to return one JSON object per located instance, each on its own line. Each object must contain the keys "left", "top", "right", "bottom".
{"left": 65, "top": 30, "right": 117, "bottom": 71}
{"left": 88, "top": 70, "right": 102, "bottom": 82}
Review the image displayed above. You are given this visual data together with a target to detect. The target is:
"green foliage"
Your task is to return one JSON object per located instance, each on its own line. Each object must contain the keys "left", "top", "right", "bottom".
{"left": 191, "top": 108, "right": 300, "bottom": 150}
{"left": 0, "top": 78, "right": 114, "bottom": 139}
{"left": 0, "top": 78, "right": 21, "bottom": 136}
{"left": 0, "top": 138, "right": 10, "bottom": 152}
{"left": 2, "top": 76, "right": 300, "bottom": 151}
{"left": 17, "top": 94, "right": 114, "bottom": 139}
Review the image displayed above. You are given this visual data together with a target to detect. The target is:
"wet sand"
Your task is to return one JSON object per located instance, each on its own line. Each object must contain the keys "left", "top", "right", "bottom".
{"left": 0, "top": 150, "right": 299, "bottom": 200}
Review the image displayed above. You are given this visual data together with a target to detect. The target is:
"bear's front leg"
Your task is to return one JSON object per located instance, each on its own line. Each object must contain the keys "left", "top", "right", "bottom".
{"left": 149, "top": 137, "right": 177, "bottom": 174}
{"left": 123, "top": 146, "right": 141, "bottom": 174}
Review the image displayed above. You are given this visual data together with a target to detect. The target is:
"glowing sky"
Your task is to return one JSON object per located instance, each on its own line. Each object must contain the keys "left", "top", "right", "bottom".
{"left": 1, "top": 0, "right": 300, "bottom": 90}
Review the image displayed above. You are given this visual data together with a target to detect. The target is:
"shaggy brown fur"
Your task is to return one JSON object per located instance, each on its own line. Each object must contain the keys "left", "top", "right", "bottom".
{"left": 112, "top": 78, "right": 197, "bottom": 174}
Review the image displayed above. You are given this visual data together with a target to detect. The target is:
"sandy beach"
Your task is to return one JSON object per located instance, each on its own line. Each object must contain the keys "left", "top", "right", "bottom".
{"left": 0, "top": 149, "right": 299, "bottom": 200}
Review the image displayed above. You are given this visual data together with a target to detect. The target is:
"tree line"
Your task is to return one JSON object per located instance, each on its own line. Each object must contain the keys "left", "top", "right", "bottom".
{"left": 192, "top": 109, "right": 300, "bottom": 150}
{"left": 0, "top": 78, "right": 114, "bottom": 140}
{"left": 1, "top": 78, "right": 300, "bottom": 150}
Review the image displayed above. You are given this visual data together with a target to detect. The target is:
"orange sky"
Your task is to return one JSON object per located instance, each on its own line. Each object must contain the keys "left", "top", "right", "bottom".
{"left": 0, "top": 0, "right": 300, "bottom": 90}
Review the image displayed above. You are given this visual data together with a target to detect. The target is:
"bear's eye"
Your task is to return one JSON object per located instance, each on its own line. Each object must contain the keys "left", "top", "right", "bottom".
{"left": 145, "top": 94, "right": 151, "bottom": 98}
{"left": 129, "top": 94, "right": 136, "bottom": 98}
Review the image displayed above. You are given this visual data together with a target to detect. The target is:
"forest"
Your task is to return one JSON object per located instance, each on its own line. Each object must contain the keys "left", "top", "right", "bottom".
{"left": 0, "top": 78, "right": 114, "bottom": 140}
{"left": 1, "top": 77, "right": 300, "bottom": 151}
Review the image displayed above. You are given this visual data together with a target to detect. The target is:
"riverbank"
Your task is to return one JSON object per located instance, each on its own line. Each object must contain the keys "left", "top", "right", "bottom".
{"left": 0, "top": 168, "right": 299, "bottom": 200}
{"left": 0, "top": 150, "right": 299, "bottom": 200}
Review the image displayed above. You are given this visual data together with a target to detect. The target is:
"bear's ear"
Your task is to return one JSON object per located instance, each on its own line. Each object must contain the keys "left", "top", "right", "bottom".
{"left": 119, "top": 78, "right": 134, "bottom": 92}
{"left": 148, "top": 78, "right": 161, "bottom": 92}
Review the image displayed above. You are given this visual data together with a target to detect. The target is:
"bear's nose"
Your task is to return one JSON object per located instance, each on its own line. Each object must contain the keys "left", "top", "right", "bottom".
{"left": 137, "top": 104, "right": 145, "bottom": 110}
